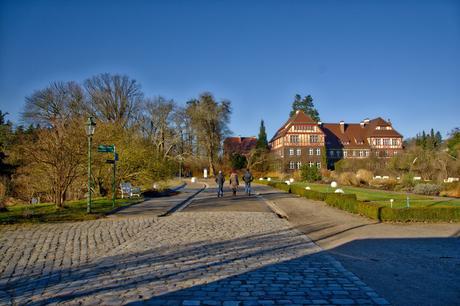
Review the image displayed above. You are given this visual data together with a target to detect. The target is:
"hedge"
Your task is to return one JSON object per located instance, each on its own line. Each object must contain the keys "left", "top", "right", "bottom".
{"left": 257, "top": 180, "right": 460, "bottom": 222}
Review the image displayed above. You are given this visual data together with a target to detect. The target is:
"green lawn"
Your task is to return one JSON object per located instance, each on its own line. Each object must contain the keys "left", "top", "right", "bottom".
{"left": 290, "top": 182, "right": 460, "bottom": 208}
{"left": 0, "top": 197, "right": 143, "bottom": 224}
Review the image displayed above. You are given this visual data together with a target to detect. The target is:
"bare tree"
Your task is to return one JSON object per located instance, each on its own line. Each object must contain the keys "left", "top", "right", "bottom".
{"left": 186, "top": 93, "right": 231, "bottom": 176}
{"left": 85, "top": 73, "right": 143, "bottom": 127}
{"left": 22, "top": 81, "right": 86, "bottom": 127}
{"left": 21, "top": 83, "right": 87, "bottom": 207}
{"left": 141, "top": 97, "right": 179, "bottom": 159}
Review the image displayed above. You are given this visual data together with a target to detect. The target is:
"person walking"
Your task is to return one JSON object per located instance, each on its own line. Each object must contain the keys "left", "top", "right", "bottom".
{"left": 229, "top": 170, "right": 239, "bottom": 196}
{"left": 243, "top": 168, "right": 254, "bottom": 196}
{"left": 215, "top": 171, "right": 225, "bottom": 197}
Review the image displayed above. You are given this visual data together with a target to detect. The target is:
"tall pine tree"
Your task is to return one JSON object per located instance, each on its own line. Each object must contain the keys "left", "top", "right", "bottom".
{"left": 256, "top": 120, "right": 269, "bottom": 150}
{"left": 290, "top": 94, "right": 320, "bottom": 121}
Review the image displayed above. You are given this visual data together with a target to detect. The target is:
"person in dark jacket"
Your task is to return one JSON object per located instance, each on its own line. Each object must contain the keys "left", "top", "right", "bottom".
{"left": 243, "top": 168, "right": 254, "bottom": 195}
{"left": 215, "top": 171, "right": 225, "bottom": 197}
{"left": 229, "top": 170, "right": 239, "bottom": 196}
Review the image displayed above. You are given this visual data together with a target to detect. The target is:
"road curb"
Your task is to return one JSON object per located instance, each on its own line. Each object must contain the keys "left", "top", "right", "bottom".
{"left": 256, "top": 194, "right": 289, "bottom": 220}
{"left": 160, "top": 183, "right": 207, "bottom": 217}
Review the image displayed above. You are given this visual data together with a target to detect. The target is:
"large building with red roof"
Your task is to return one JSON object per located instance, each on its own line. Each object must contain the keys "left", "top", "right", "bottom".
{"left": 269, "top": 110, "right": 403, "bottom": 171}
{"left": 270, "top": 110, "right": 326, "bottom": 171}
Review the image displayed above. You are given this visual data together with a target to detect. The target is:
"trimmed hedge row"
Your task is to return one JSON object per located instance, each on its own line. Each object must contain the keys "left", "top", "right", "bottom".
{"left": 257, "top": 180, "right": 460, "bottom": 222}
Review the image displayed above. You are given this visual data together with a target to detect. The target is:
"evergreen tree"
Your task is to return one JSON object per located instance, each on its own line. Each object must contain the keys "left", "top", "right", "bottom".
{"left": 290, "top": 94, "right": 320, "bottom": 121}
{"left": 435, "top": 131, "right": 442, "bottom": 148}
{"left": 421, "top": 131, "right": 427, "bottom": 149}
{"left": 256, "top": 120, "right": 269, "bottom": 150}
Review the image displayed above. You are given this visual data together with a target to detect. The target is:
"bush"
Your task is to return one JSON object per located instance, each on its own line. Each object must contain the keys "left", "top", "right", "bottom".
{"left": 301, "top": 165, "right": 322, "bottom": 182}
{"left": 260, "top": 179, "right": 460, "bottom": 222}
{"left": 356, "top": 169, "right": 373, "bottom": 185}
{"left": 338, "top": 172, "right": 359, "bottom": 186}
{"left": 440, "top": 182, "right": 460, "bottom": 198}
{"left": 369, "top": 178, "right": 398, "bottom": 190}
{"left": 324, "top": 193, "right": 358, "bottom": 213}
{"left": 413, "top": 183, "right": 441, "bottom": 196}
{"left": 380, "top": 206, "right": 460, "bottom": 222}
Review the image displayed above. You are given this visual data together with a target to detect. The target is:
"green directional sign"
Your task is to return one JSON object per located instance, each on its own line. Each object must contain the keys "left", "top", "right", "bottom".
{"left": 97, "top": 144, "right": 114, "bottom": 153}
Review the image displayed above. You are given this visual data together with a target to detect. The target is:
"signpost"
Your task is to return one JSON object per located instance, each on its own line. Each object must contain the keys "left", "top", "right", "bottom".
{"left": 98, "top": 144, "right": 117, "bottom": 207}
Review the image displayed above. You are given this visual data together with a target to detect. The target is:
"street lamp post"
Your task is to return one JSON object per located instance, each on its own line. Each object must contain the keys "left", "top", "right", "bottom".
{"left": 86, "top": 117, "right": 96, "bottom": 213}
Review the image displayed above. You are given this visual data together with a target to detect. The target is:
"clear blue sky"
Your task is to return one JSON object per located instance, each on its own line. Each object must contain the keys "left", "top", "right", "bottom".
{"left": 1, "top": 0, "right": 459, "bottom": 139}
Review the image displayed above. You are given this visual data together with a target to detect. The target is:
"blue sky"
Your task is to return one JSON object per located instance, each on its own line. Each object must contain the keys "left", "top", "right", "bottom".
{"left": 0, "top": 0, "right": 459, "bottom": 139}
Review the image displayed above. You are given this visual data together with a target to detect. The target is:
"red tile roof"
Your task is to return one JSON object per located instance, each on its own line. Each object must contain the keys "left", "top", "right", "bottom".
{"left": 224, "top": 136, "right": 257, "bottom": 155}
{"left": 270, "top": 110, "right": 320, "bottom": 142}
{"left": 322, "top": 117, "right": 402, "bottom": 148}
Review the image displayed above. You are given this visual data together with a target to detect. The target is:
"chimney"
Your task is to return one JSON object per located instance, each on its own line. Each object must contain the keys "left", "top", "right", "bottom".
{"left": 360, "top": 121, "right": 365, "bottom": 128}
{"left": 318, "top": 121, "right": 322, "bottom": 126}
{"left": 387, "top": 118, "right": 392, "bottom": 125}
{"left": 339, "top": 120, "right": 345, "bottom": 133}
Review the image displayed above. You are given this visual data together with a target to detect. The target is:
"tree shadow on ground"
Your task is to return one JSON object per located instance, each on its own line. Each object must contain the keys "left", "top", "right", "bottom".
{"left": 2, "top": 223, "right": 459, "bottom": 306}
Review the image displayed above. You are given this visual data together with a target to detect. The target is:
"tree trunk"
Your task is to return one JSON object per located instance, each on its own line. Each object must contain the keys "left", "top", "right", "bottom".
{"left": 208, "top": 155, "right": 215, "bottom": 177}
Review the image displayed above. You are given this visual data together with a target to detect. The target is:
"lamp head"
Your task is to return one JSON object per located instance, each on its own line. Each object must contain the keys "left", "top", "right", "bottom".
{"left": 86, "top": 116, "right": 96, "bottom": 136}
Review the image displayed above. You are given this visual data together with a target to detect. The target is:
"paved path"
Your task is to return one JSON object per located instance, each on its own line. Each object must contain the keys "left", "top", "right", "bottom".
{"left": 0, "top": 183, "right": 390, "bottom": 305}
{"left": 108, "top": 183, "right": 205, "bottom": 218}
{"left": 256, "top": 183, "right": 460, "bottom": 306}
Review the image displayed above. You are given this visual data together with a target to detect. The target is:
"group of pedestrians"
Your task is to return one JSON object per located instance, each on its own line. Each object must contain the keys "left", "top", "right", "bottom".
{"left": 215, "top": 169, "right": 253, "bottom": 198}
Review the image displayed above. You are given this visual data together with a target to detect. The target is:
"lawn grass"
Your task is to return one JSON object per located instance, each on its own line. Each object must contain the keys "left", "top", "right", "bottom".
{"left": 287, "top": 182, "right": 460, "bottom": 208}
{"left": 0, "top": 197, "right": 143, "bottom": 225}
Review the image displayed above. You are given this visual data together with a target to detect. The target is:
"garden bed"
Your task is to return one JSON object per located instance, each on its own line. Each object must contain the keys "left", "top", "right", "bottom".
{"left": 258, "top": 180, "right": 460, "bottom": 222}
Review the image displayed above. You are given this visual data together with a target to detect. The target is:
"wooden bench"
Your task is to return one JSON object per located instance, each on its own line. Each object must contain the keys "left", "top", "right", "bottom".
{"left": 120, "top": 182, "right": 141, "bottom": 198}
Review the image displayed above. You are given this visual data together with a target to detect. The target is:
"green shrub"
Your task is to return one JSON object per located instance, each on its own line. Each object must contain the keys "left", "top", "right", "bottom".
{"left": 300, "top": 165, "right": 322, "bottom": 182}
{"left": 324, "top": 193, "right": 358, "bottom": 213}
{"left": 260, "top": 179, "right": 460, "bottom": 222}
{"left": 413, "top": 183, "right": 441, "bottom": 196}
{"left": 380, "top": 206, "right": 460, "bottom": 222}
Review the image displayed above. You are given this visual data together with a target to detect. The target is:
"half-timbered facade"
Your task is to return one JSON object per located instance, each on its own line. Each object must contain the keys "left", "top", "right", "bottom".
{"left": 321, "top": 117, "right": 403, "bottom": 168}
{"left": 269, "top": 111, "right": 403, "bottom": 171}
{"left": 269, "top": 110, "right": 325, "bottom": 172}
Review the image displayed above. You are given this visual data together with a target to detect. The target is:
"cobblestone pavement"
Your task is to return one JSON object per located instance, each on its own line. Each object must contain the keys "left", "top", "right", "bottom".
{"left": 0, "top": 187, "right": 389, "bottom": 305}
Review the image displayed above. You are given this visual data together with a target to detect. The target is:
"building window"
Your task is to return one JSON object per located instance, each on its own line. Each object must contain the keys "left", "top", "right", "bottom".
{"left": 365, "top": 150, "right": 369, "bottom": 157}
{"left": 296, "top": 161, "right": 302, "bottom": 169}
{"left": 329, "top": 150, "right": 334, "bottom": 157}
{"left": 290, "top": 135, "right": 299, "bottom": 143}
{"left": 310, "top": 135, "right": 319, "bottom": 143}
{"left": 343, "top": 150, "right": 348, "bottom": 157}
{"left": 375, "top": 138, "right": 381, "bottom": 146}
{"left": 289, "top": 148, "right": 294, "bottom": 156}
{"left": 289, "top": 161, "right": 295, "bottom": 169}
{"left": 359, "top": 150, "right": 364, "bottom": 157}
{"left": 392, "top": 139, "right": 398, "bottom": 146}
{"left": 316, "top": 148, "right": 321, "bottom": 155}
{"left": 383, "top": 138, "right": 390, "bottom": 146}
{"left": 316, "top": 162, "right": 321, "bottom": 168}
{"left": 296, "top": 149, "right": 301, "bottom": 156}
{"left": 375, "top": 151, "right": 380, "bottom": 157}
{"left": 394, "top": 151, "right": 398, "bottom": 155}
{"left": 309, "top": 148, "right": 314, "bottom": 155}
{"left": 309, "top": 161, "right": 314, "bottom": 167}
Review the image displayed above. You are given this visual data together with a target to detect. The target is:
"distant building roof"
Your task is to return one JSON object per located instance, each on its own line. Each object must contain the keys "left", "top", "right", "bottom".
{"left": 322, "top": 117, "right": 403, "bottom": 149}
{"left": 224, "top": 136, "right": 257, "bottom": 155}
{"left": 270, "top": 110, "right": 319, "bottom": 142}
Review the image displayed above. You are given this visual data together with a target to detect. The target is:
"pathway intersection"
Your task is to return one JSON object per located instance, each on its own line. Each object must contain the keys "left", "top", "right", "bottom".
{"left": 0, "top": 183, "right": 390, "bottom": 305}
